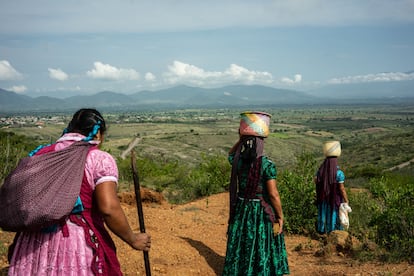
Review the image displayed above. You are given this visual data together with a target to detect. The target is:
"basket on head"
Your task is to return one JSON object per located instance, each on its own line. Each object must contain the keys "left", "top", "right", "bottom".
{"left": 323, "top": 140, "right": 341, "bottom": 157}
{"left": 239, "top": 111, "right": 271, "bottom": 138}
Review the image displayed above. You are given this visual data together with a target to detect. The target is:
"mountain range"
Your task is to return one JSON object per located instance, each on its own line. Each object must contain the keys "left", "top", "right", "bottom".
{"left": 1, "top": 81, "right": 413, "bottom": 113}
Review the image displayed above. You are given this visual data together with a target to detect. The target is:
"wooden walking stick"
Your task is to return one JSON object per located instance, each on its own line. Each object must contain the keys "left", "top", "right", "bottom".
{"left": 131, "top": 149, "right": 151, "bottom": 276}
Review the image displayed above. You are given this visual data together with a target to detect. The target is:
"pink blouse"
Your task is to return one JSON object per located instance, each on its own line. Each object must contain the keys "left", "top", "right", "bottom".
{"left": 8, "top": 133, "right": 119, "bottom": 276}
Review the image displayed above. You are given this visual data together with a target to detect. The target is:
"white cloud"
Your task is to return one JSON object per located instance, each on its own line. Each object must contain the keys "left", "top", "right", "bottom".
{"left": 167, "top": 61, "right": 210, "bottom": 78}
{"left": 328, "top": 72, "right": 414, "bottom": 84}
{"left": 225, "top": 64, "right": 273, "bottom": 83}
{"left": 8, "top": 85, "right": 27, "bottom": 93}
{"left": 164, "top": 61, "right": 274, "bottom": 87}
{"left": 281, "top": 74, "right": 302, "bottom": 84}
{"left": 0, "top": 60, "right": 23, "bottom": 81}
{"left": 145, "top": 72, "right": 156, "bottom": 81}
{"left": 86, "top": 62, "right": 140, "bottom": 81}
{"left": 48, "top": 68, "right": 69, "bottom": 81}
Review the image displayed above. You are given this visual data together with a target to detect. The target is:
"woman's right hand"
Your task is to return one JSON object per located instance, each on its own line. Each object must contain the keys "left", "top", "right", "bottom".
{"left": 130, "top": 233, "right": 151, "bottom": 251}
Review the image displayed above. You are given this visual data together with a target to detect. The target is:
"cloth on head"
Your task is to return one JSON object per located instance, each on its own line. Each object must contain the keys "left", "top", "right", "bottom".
{"left": 316, "top": 157, "right": 341, "bottom": 208}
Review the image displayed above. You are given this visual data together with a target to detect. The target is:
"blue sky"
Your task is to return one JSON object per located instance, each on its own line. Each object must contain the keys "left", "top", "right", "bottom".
{"left": 0, "top": 0, "right": 414, "bottom": 97}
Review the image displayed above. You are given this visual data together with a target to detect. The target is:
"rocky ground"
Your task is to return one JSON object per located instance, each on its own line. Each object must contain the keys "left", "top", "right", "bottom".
{"left": 1, "top": 190, "right": 413, "bottom": 275}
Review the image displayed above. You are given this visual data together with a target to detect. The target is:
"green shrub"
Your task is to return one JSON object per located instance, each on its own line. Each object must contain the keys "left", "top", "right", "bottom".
{"left": 347, "top": 190, "right": 380, "bottom": 242}
{"left": 167, "top": 153, "right": 230, "bottom": 203}
{"left": 117, "top": 152, "right": 231, "bottom": 203}
{"left": 117, "top": 153, "right": 187, "bottom": 191}
{"left": 196, "top": 153, "right": 231, "bottom": 192}
{"left": 0, "top": 131, "right": 38, "bottom": 182}
{"left": 278, "top": 152, "right": 318, "bottom": 235}
{"left": 369, "top": 173, "right": 414, "bottom": 262}
{"left": 350, "top": 164, "right": 383, "bottom": 178}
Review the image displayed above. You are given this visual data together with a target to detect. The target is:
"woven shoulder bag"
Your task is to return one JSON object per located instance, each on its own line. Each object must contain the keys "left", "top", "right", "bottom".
{"left": 0, "top": 141, "right": 94, "bottom": 232}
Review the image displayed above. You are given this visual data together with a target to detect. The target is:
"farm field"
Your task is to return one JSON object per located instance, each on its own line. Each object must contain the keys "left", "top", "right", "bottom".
{"left": 3, "top": 104, "right": 414, "bottom": 175}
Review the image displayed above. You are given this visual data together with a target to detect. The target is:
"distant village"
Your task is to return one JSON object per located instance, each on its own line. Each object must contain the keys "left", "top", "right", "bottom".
{"left": 0, "top": 115, "right": 67, "bottom": 129}
{"left": 0, "top": 110, "right": 232, "bottom": 129}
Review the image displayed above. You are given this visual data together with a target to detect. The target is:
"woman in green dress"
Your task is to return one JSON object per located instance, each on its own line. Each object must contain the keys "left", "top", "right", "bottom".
{"left": 223, "top": 135, "right": 289, "bottom": 275}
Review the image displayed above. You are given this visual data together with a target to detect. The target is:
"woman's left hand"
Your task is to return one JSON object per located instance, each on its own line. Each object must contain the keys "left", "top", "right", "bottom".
{"left": 277, "top": 218, "right": 284, "bottom": 234}
{"left": 273, "top": 218, "right": 284, "bottom": 235}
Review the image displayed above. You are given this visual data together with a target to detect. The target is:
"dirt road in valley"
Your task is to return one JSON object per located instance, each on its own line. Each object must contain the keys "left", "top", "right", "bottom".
{"left": 1, "top": 191, "right": 413, "bottom": 275}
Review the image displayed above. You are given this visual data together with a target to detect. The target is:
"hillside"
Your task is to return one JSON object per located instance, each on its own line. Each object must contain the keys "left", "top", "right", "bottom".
{"left": 2, "top": 81, "right": 414, "bottom": 113}
{"left": 0, "top": 85, "right": 320, "bottom": 113}
{"left": 1, "top": 191, "right": 412, "bottom": 275}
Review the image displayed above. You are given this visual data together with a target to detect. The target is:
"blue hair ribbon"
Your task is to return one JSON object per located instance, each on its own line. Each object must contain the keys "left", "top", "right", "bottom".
{"left": 82, "top": 120, "right": 101, "bottom": 142}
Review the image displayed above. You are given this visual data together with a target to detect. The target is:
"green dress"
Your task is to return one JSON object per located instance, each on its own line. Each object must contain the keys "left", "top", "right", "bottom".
{"left": 223, "top": 155, "right": 290, "bottom": 276}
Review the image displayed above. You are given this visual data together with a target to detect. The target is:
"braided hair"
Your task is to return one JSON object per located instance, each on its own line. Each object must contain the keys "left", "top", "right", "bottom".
{"left": 29, "top": 109, "right": 106, "bottom": 156}
{"left": 229, "top": 135, "right": 265, "bottom": 221}
{"left": 240, "top": 136, "right": 263, "bottom": 199}
{"left": 63, "top": 108, "right": 107, "bottom": 141}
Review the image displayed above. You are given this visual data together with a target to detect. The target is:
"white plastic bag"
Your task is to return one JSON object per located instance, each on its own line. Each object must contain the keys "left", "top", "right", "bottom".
{"left": 339, "top": 202, "right": 352, "bottom": 229}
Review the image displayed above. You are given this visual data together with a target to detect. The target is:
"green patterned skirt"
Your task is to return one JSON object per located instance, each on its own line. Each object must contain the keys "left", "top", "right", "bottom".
{"left": 223, "top": 199, "right": 290, "bottom": 276}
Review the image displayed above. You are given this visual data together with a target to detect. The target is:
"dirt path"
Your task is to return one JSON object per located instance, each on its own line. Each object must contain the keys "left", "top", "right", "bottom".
{"left": 386, "top": 157, "right": 414, "bottom": 171}
{"left": 121, "top": 137, "right": 142, "bottom": 160}
{"left": 1, "top": 192, "right": 413, "bottom": 275}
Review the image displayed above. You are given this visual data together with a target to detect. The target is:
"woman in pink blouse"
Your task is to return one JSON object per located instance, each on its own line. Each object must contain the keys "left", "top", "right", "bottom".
{"left": 8, "top": 108, "right": 151, "bottom": 275}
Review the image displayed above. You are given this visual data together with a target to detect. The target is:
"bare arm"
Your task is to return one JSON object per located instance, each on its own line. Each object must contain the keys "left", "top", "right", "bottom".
{"left": 266, "top": 179, "right": 284, "bottom": 234}
{"left": 95, "top": 181, "right": 151, "bottom": 251}
{"left": 338, "top": 183, "right": 349, "bottom": 203}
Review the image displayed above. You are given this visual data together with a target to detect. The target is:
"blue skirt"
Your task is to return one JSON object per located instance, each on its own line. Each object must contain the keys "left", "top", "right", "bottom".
{"left": 317, "top": 202, "right": 343, "bottom": 233}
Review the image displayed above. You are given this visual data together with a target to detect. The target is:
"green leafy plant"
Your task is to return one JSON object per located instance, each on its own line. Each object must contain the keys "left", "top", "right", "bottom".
{"left": 369, "top": 174, "right": 414, "bottom": 262}
{"left": 278, "top": 152, "right": 318, "bottom": 235}
{"left": 167, "top": 153, "right": 230, "bottom": 203}
{"left": 0, "top": 131, "right": 38, "bottom": 182}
